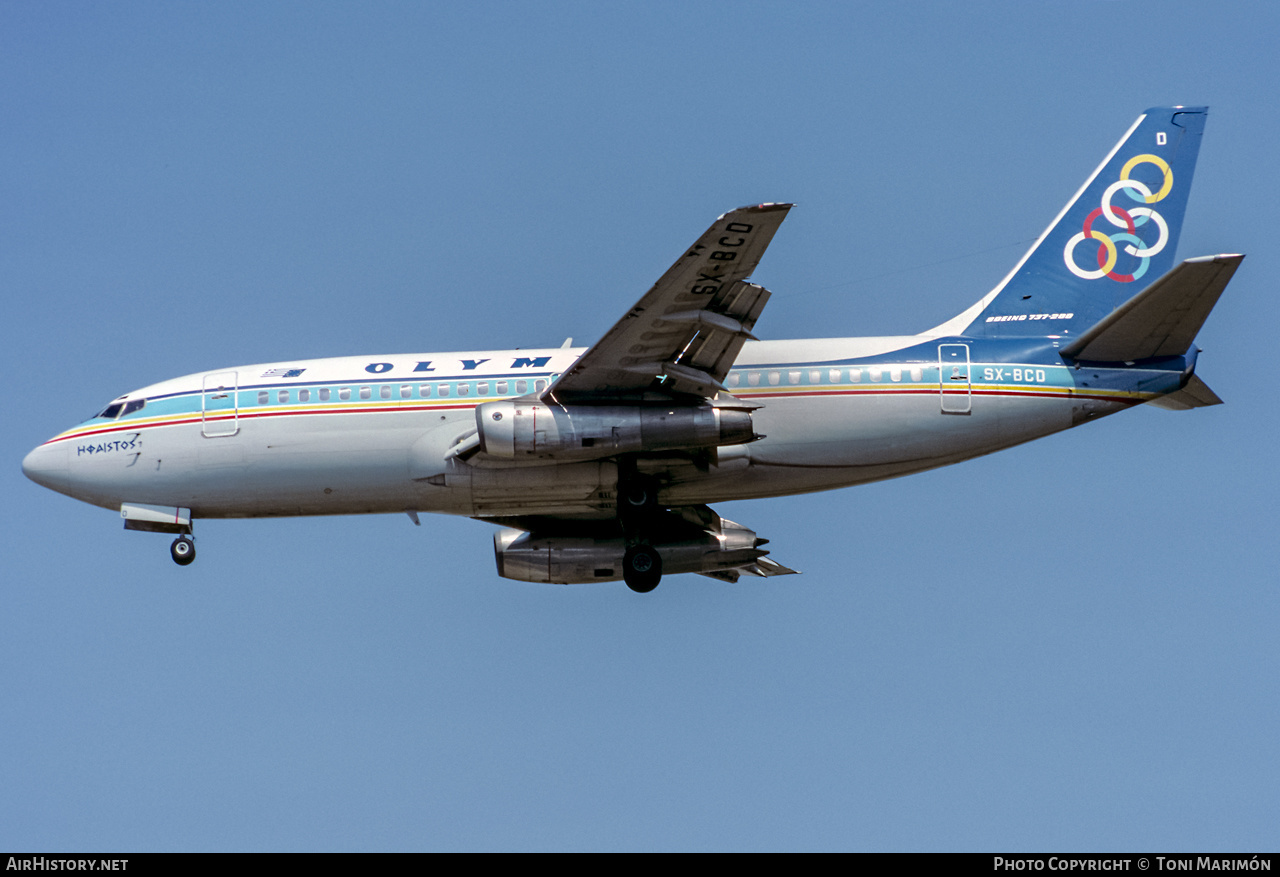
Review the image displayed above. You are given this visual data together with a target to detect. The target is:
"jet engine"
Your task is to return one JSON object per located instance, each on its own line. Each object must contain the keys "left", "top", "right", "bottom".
{"left": 492, "top": 515, "right": 769, "bottom": 585}
{"left": 474, "top": 401, "right": 754, "bottom": 464}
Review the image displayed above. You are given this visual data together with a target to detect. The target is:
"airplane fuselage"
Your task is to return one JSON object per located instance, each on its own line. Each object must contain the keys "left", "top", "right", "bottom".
{"left": 23, "top": 335, "right": 1184, "bottom": 523}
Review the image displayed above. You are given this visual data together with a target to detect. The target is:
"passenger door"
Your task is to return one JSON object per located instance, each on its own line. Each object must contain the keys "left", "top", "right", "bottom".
{"left": 938, "top": 344, "right": 971, "bottom": 415}
{"left": 202, "top": 371, "right": 239, "bottom": 437}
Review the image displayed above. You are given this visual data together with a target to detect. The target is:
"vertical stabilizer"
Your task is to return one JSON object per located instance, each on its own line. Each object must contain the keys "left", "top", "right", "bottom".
{"left": 933, "top": 107, "right": 1207, "bottom": 339}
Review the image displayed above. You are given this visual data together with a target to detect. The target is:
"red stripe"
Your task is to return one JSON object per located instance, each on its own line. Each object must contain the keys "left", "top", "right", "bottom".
{"left": 44, "top": 388, "right": 1141, "bottom": 446}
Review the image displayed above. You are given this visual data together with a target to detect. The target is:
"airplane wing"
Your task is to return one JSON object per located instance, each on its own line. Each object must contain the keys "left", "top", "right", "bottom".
{"left": 484, "top": 504, "right": 800, "bottom": 583}
{"left": 545, "top": 203, "right": 792, "bottom": 401}
{"left": 698, "top": 556, "right": 800, "bottom": 583}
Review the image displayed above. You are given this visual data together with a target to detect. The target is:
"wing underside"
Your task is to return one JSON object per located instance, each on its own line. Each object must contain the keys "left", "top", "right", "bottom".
{"left": 546, "top": 203, "right": 792, "bottom": 401}
{"left": 485, "top": 204, "right": 797, "bottom": 588}
{"left": 486, "top": 504, "right": 799, "bottom": 585}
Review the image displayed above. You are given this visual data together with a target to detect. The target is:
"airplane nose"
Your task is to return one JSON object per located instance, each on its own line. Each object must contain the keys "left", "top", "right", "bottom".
{"left": 22, "top": 441, "right": 69, "bottom": 491}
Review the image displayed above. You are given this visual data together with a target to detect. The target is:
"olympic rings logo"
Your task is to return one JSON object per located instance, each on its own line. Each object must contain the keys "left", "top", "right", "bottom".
{"left": 1063, "top": 154, "right": 1173, "bottom": 283}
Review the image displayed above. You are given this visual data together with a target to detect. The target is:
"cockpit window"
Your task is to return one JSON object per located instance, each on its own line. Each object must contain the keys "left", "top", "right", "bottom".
{"left": 93, "top": 398, "right": 145, "bottom": 420}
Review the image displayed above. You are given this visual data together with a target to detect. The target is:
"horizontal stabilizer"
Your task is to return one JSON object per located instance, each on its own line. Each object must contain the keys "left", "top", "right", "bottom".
{"left": 1146, "top": 374, "right": 1223, "bottom": 410}
{"left": 1061, "top": 254, "right": 1243, "bottom": 362}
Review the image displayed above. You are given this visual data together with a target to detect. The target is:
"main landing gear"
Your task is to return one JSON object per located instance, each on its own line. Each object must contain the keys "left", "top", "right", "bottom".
{"left": 622, "top": 543, "right": 662, "bottom": 593}
{"left": 618, "top": 469, "right": 663, "bottom": 593}
{"left": 170, "top": 535, "right": 196, "bottom": 566}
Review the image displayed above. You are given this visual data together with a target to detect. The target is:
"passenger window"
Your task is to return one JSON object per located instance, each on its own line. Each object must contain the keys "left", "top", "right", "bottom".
{"left": 496, "top": 381, "right": 508, "bottom": 395}
{"left": 478, "top": 381, "right": 489, "bottom": 396}
{"left": 516, "top": 380, "right": 528, "bottom": 394}
{"left": 890, "top": 368, "right": 901, "bottom": 382}
{"left": 258, "top": 391, "right": 269, "bottom": 405}
{"left": 401, "top": 385, "right": 411, "bottom": 399}
{"left": 727, "top": 373, "right": 740, "bottom": 388}
{"left": 911, "top": 366, "right": 923, "bottom": 382}
{"left": 809, "top": 370, "right": 822, "bottom": 384}
{"left": 298, "top": 389, "right": 310, "bottom": 402}
{"left": 319, "top": 388, "right": 331, "bottom": 402}
{"left": 418, "top": 384, "right": 431, "bottom": 397}
{"left": 535, "top": 380, "right": 547, "bottom": 392}
{"left": 768, "top": 371, "right": 780, "bottom": 386}
{"left": 339, "top": 388, "right": 351, "bottom": 401}
{"left": 359, "top": 387, "right": 371, "bottom": 400}
{"left": 870, "top": 368, "right": 882, "bottom": 382}
{"left": 458, "top": 382, "right": 470, "bottom": 396}
{"left": 747, "top": 372, "right": 760, "bottom": 387}
{"left": 438, "top": 384, "right": 450, "bottom": 397}
{"left": 850, "top": 368, "right": 861, "bottom": 383}
{"left": 278, "top": 390, "right": 289, "bottom": 403}
{"left": 380, "top": 385, "right": 392, "bottom": 400}
{"left": 829, "top": 369, "right": 841, "bottom": 383}
{"left": 788, "top": 371, "right": 801, "bottom": 385}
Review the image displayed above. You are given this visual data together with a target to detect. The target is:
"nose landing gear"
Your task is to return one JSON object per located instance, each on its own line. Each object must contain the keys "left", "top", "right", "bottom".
{"left": 170, "top": 536, "right": 196, "bottom": 566}
{"left": 120, "top": 504, "right": 198, "bottom": 567}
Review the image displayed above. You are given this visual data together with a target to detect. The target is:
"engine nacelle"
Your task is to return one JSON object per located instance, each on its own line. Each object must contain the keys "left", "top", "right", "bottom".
{"left": 474, "top": 401, "right": 754, "bottom": 463}
{"left": 493, "top": 518, "right": 765, "bottom": 584}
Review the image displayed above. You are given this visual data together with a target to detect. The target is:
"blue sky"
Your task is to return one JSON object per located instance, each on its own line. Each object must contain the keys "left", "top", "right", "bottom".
{"left": 3, "top": 2, "right": 1278, "bottom": 851}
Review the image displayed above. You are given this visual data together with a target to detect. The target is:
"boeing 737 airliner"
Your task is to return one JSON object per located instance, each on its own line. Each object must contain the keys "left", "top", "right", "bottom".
{"left": 23, "top": 107, "right": 1239, "bottom": 591}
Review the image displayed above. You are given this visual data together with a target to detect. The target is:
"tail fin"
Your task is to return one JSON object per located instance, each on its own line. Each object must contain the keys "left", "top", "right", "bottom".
{"left": 935, "top": 107, "right": 1208, "bottom": 338}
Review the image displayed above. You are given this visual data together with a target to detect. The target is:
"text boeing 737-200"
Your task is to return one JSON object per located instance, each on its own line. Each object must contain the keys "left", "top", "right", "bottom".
{"left": 23, "top": 106, "right": 1240, "bottom": 592}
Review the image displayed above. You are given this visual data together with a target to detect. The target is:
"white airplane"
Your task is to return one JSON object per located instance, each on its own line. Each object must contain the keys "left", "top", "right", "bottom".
{"left": 23, "top": 106, "right": 1240, "bottom": 592}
